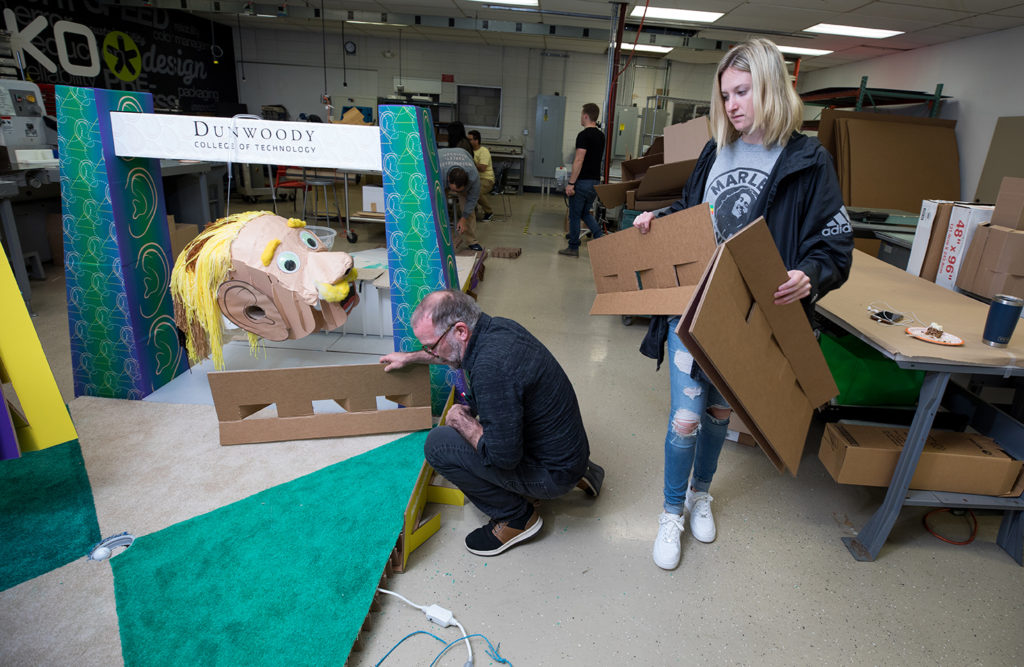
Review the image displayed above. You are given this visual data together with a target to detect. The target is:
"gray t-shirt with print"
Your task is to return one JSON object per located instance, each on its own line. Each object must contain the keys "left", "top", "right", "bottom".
{"left": 702, "top": 139, "right": 783, "bottom": 243}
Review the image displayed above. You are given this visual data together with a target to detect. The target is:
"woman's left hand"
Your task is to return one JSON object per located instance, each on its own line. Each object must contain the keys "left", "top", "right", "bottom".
{"left": 774, "top": 269, "right": 811, "bottom": 305}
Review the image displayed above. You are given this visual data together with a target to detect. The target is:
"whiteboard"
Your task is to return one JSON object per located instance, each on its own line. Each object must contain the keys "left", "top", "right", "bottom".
{"left": 237, "top": 62, "right": 379, "bottom": 122}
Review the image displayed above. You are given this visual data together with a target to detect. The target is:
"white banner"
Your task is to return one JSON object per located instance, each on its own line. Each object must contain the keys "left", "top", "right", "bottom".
{"left": 109, "top": 113, "right": 382, "bottom": 172}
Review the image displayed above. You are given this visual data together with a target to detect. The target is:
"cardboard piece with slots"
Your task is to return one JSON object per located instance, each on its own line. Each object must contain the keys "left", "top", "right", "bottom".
{"left": 587, "top": 203, "right": 717, "bottom": 315}
{"left": 819, "top": 423, "right": 1024, "bottom": 497}
{"left": 207, "top": 363, "right": 432, "bottom": 445}
{"left": 676, "top": 217, "right": 838, "bottom": 475}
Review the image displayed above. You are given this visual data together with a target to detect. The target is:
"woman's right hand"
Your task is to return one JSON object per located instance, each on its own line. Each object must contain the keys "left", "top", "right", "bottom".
{"left": 633, "top": 211, "right": 655, "bottom": 234}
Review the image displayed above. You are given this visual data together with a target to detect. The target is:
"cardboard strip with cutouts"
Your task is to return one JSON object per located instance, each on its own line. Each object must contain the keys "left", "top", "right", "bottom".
{"left": 56, "top": 86, "right": 189, "bottom": 399}
{"left": 379, "top": 105, "right": 467, "bottom": 415}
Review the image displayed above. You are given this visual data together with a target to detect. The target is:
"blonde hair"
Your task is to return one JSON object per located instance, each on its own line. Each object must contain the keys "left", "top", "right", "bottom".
{"left": 170, "top": 210, "right": 269, "bottom": 369}
{"left": 709, "top": 38, "right": 803, "bottom": 151}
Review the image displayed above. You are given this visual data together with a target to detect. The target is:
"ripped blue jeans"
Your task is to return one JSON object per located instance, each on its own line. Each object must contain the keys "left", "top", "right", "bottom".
{"left": 663, "top": 316, "right": 731, "bottom": 515}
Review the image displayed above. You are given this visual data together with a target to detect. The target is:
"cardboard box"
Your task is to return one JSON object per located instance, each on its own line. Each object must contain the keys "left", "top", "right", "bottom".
{"left": 587, "top": 204, "right": 717, "bottom": 315}
{"left": 956, "top": 224, "right": 1024, "bottom": 298}
{"left": 936, "top": 204, "right": 994, "bottom": 290}
{"left": 626, "top": 190, "right": 677, "bottom": 212}
{"left": 991, "top": 176, "right": 1024, "bottom": 230}
{"left": 677, "top": 218, "right": 838, "bottom": 474}
{"left": 906, "top": 200, "right": 956, "bottom": 280}
{"left": 620, "top": 153, "right": 664, "bottom": 182}
{"left": 726, "top": 413, "right": 756, "bottom": 447}
{"left": 819, "top": 423, "right": 1023, "bottom": 497}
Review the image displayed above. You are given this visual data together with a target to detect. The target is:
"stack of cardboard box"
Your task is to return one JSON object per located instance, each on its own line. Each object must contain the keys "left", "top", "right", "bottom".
{"left": 594, "top": 116, "right": 710, "bottom": 213}
{"left": 817, "top": 110, "right": 961, "bottom": 212}
{"left": 956, "top": 177, "right": 1024, "bottom": 299}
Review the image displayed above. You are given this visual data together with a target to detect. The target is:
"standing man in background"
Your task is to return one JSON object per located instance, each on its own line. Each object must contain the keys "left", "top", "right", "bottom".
{"left": 559, "top": 102, "right": 605, "bottom": 257}
{"left": 468, "top": 130, "right": 495, "bottom": 222}
{"left": 439, "top": 147, "right": 485, "bottom": 252}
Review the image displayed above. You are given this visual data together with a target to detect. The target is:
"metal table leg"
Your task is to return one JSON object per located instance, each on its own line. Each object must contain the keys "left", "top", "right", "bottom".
{"left": 0, "top": 197, "right": 32, "bottom": 312}
{"left": 843, "top": 370, "right": 951, "bottom": 561}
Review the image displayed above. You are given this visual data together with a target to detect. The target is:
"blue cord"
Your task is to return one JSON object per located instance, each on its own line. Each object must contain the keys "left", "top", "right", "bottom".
{"left": 374, "top": 630, "right": 447, "bottom": 666}
{"left": 429, "top": 633, "right": 511, "bottom": 667}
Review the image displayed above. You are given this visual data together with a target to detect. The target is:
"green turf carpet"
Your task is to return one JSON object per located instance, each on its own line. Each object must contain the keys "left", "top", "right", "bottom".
{"left": 0, "top": 439, "right": 101, "bottom": 592}
{"left": 111, "top": 430, "right": 429, "bottom": 666}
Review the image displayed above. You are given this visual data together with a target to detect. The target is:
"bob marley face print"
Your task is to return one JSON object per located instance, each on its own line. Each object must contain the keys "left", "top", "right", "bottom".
{"left": 706, "top": 167, "right": 770, "bottom": 244}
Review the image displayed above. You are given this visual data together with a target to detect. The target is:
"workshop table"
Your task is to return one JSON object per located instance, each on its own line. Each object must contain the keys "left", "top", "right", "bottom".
{"left": 817, "top": 250, "right": 1024, "bottom": 564}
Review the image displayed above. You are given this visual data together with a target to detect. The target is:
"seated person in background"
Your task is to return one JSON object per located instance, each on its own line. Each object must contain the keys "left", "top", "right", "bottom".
{"left": 468, "top": 130, "right": 495, "bottom": 221}
{"left": 446, "top": 121, "right": 474, "bottom": 156}
{"left": 380, "top": 290, "right": 605, "bottom": 556}
{"left": 438, "top": 147, "right": 484, "bottom": 252}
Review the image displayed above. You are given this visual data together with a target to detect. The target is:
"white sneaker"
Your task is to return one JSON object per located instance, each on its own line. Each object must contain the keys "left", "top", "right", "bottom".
{"left": 652, "top": 512, "right": 685, "bottom": 570}
{"left": 685, "top": 489, "right": 716, "bottom": 543}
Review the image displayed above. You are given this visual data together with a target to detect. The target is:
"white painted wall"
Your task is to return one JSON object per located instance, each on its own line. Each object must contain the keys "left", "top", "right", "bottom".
{"left": 235, "top": 24, "right": 1021, "bottom": 195}
{"left": 797, "top": 25, "right": 1024, "bottom": 202}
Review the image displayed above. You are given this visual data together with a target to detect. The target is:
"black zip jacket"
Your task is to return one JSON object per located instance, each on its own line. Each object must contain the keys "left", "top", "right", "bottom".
{"left": 640, "top": 132, "right": 855, "bottom": 367}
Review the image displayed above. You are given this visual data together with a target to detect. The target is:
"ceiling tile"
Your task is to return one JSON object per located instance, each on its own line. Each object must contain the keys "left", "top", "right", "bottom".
{"left": 950, "top": 13, "right": 1024, "bottom": 28}
{"left": 716, "top": 4, "right": 842, "bottom": 33}
{"left": 848, "top": 1, "right": 973, "bottom": 23}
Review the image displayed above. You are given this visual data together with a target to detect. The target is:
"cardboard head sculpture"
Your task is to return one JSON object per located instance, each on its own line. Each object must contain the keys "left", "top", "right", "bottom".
{"left": 171, "top": 211, "right": 359, "bottom": 369}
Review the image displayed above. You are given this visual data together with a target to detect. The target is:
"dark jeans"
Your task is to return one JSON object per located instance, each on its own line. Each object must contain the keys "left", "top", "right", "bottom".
{"left": 425, "top": 426, "right": 579, "bottom": 521}
{"left": 568, "top": 178, "right": 603, "bottom": 250}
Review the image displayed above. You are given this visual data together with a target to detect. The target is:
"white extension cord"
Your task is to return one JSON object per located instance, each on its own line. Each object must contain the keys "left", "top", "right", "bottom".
{"left": 377, "top": 588, "right": 473, "bottom": 666}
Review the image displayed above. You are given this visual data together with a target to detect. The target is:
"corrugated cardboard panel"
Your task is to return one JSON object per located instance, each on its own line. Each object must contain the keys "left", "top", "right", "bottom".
{"left": 723, "top": 219, "right": 838, "bottom": 407}
{"left": 594, "top": 179, "right": 642, "bottom": 208}
{"left": 975, "top": 116, "right": 1024, "bottom": 204}
{"left": 678, "top": 220, "right": 833, "bottom": 474}
{"left": 844, "top": 119, "right": 960, "bottom": 212}
{"left": 817, "top": 250, "right": 1024, "bottom": 368}
{"left": 587, "top": 204, "right": 717, "bottom": 315}
{"left": 621, "top": 153, "right": 664, "bottom": 182}
{"left": 991, "top": 176, "right": 1024, "bottom": 230}
{"left": 818, "top": 109, "right": 957, "bottom": 165}
{"left": 636, "top": 159, "right": 698, "bottom": 198}
{"left": 662, "top": 116, "right": 710, "bottom": 164}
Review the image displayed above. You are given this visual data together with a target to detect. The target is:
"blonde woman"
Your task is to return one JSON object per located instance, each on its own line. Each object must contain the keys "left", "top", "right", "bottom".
{"left": 634, "top": 38, "right": 854, "bottom": 570}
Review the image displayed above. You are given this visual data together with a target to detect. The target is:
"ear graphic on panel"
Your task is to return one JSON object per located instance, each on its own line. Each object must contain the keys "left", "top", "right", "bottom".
{"left": 170, "top": 211, "right": 360, "bottom": 369}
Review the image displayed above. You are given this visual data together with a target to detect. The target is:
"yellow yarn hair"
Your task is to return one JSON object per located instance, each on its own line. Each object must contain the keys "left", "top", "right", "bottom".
{"left": 170, "top": 210, "right": 270, "bottom": 369}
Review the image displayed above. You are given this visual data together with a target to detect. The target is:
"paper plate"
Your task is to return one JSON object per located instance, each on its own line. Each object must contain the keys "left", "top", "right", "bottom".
{"left": 905, "top": 326, "right": 964, "bottom": 346}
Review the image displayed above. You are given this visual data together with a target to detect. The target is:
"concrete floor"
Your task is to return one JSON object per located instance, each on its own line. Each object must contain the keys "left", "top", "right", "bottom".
{"left": 14, "top": 192, "right": 1024, "bottom": 665}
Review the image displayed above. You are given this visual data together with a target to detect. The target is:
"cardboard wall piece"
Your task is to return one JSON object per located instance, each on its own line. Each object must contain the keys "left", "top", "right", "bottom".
{"left": 817, "top": 109, "right": 958, "bottom": 166}
{"left": 842, "top": 118, "right": 961, "bottom": 212}
{"left": 819, "top": 423, "right": 1023, "bottom": 497}
{"left": 991, "top": 176, "right": 1024, "bottom": 230}
{"left": 935, "top": 204, "right": 994, "bottom": 290}
{"left": 906, "top": 200, "right": 956, "bottom": 280}
{"left": 362, "top": 185, "right": 385, "bottom": 213}
{"left": 678, "top": 218, "right": 838, "bottom": 474}
{"left": 594, "top": 179, "right": 642, "bottom": 209}
{"left": 587, "top": 204, "right": 717, "bottom": 315}
{"left": 662, "top": 116, "right": 710, "bottom": 164}
{"left": 975, "top": 116, "right": 1024, "bottom": 204}
{"left": 208, "top": 363, "right": 432, "bottom": 445}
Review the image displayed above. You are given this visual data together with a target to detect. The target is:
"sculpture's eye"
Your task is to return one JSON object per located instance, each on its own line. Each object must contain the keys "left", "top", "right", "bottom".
{"left": 277, "top": 251, "right": 300, "bottom": 273}
{"left": 299, "top": 230, "right": 319, "bottom": 249}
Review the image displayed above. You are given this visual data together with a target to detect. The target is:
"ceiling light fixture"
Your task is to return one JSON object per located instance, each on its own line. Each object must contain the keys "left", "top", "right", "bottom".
{"left": 467, "top": 0, "right": 539, "bottom": 6}
{"left": 776, "top": 45, "right": 833, "bottom": 56}
{"left": 805, "top": 23, "right": 903, "bottom": 39}
{"left": 629, "top": 7, "right": 722, "bottom": 23}
{"left": 346, "top": 20, "right": 409, "bottom": 27}
{"left": 613, "top": 43, "right": 674, "bottom": 54}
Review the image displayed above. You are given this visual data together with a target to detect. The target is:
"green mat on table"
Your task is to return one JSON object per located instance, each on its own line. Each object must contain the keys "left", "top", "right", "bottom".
{"left": 0, "top": 439, "right": 101, "bottom": 592}
{"left": 111, "top": 430, "right": 428, "bottom": 667}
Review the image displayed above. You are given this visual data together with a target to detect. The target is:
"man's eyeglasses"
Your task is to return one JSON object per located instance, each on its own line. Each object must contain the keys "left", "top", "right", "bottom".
{"left": 422, "top": 322, "right": 457, "bottom": 356}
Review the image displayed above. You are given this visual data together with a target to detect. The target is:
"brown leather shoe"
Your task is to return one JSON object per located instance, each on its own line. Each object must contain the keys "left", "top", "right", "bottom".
{"left": 465, "top": 510, "right": 543, "bottom": 556}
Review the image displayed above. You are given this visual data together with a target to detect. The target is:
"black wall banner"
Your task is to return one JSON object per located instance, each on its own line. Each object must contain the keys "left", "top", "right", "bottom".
{"left": 2, "top": 0, "right": 237, "bottom": 114}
